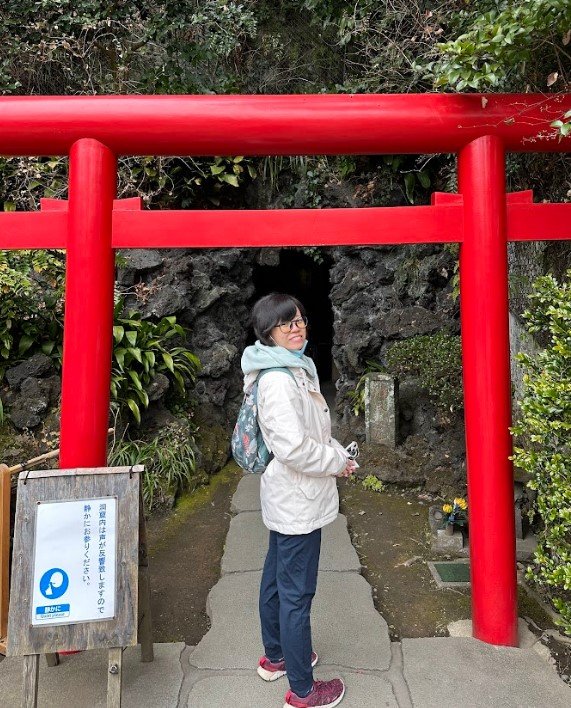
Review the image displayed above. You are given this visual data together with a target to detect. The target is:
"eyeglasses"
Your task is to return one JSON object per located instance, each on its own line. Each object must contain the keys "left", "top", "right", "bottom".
{"left": 276, "top": 316, "right": 308, "bottom": 333}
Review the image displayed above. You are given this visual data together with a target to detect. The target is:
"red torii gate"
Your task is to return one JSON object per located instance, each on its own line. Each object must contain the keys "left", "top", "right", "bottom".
{"left": 1, "top": 94, "right": 570, "bottom": 648}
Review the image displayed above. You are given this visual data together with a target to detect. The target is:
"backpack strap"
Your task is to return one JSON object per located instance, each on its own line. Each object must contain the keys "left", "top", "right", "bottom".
{"left": 256, "top": 366, "right": 295, "bottom": 384}
{"left": 253, "top": 367, "right": 296, "bottom": 458}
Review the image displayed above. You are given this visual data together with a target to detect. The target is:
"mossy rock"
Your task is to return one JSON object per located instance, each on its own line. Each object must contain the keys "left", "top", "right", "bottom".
{"left": 195, "top": 421, "right": 231, "bottom": 476}
{"left": 0, "top": 423, "right": 46, "bottom": 469}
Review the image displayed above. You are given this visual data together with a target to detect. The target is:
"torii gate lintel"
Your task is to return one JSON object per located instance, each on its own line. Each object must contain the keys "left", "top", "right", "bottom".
{"left": 1, "top": 188, "right": 569, "bottom": 250}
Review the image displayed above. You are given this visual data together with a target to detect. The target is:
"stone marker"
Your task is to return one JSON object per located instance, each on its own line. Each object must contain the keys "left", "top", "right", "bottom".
{"left": 365, "top": 373, "right": 398, "bottom": 448}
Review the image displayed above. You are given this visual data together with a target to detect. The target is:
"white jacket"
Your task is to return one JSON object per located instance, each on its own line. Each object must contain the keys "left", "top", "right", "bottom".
{"left": 256, "top": 367, "right": 348, "bottom": 535}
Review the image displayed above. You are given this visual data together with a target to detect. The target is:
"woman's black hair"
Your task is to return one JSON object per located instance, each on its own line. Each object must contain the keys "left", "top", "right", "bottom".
{"left": 251, "top": 293, "right": 307, "bottom": 346}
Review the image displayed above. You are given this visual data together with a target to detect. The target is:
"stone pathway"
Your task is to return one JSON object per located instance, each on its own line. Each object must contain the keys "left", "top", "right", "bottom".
{"left": 1, "top": 474, "right": 570, "bottom": 707}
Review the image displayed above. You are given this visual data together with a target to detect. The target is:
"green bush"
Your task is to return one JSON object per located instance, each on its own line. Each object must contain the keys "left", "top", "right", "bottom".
{"left": 512, "top": 270, "right": 571, "bottom": 636}
{"left": 347, "top": 334, "right": 463, "bottom": 420}
{"left": 109, "top": 420, "right": 203, "bottom": 511}
{"left": 0, "top": 250, "right": 65, "bottom": 377}
{"left": 386, "top": 333, "right": 463, "bottom": 417}
{"left": 419, "top": 0, "right": 571, "bottom": 91}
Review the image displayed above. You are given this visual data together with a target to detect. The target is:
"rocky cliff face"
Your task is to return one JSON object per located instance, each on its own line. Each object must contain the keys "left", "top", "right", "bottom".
{"left": 330, "top": 244, "right": 464, "bottom": 496}
{"left": 117, "top": 242, "right": 459, "bottom": 420}
{"left": 117, "top": 247, "right": 257, "bottom": 425}
{"left": 1, "top": 241, "right": 464, "bottom": 493}
{"left": 115, "top": 242, "right": 464, "bottom": 494}
{"left": 329, "top": 244, "right": 459, "bottom": 422}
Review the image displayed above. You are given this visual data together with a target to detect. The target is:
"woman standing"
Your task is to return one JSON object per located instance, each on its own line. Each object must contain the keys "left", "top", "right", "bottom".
{"left": 241, "top": 293, "right": 356, "bottom": 708}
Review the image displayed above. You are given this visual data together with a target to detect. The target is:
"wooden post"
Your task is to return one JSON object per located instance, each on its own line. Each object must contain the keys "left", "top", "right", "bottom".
{"left": 138, "top": 493, "right": 154, "bottom": 663}
{"left": 22, "top": 654, "right": 39, "bottom": 708}
{"left": 0, "top": 463, "right": 10, "bottom": 653}
{"left": 107, "top": 647, "right": 123, "bottom": 708}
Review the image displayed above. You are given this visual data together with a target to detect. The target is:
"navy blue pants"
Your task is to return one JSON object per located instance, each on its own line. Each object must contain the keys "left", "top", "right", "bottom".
{"left": 259, "top": 528, "right": 322, "bottom": 697}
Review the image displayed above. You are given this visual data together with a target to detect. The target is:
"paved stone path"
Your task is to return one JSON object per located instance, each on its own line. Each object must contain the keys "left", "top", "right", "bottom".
{"left": 1, "top": 474, "right": 570, "bottom": 707}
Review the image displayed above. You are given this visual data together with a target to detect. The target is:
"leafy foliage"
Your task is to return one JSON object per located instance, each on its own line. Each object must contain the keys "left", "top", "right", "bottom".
{"left": 300, "top": 0, "right": 441, "bottom": 94}
{"left": 112, "top": 302, "right": 201, "bottom": 425}
{"left": 362, "top": 474, "right": 385, "bottom": 493}
{"left": 0, "top": 0, "right": 257, "bottom": 95}
{"left": 386, "top": 333, "right": 463, "bottom": 418}
{"left": 420, "top": 1, "right": 571, "bottom": 91}
{"left": 0, "top": 250, "right": 65, "bottom": 377}
{"left": 552, "top": 109, "right": 571, "bottom": 139}
{"left": 382, "top": 155, "right": 431, "bottom": 205}
{"left": 512, "top": 271, "right": 571, "bottom": 636}
{"left": 109, "top": 420, "right": 203, "bottom": 510}
{"left": 347, "top": 361, "right": 386, "bottom": 417}
{"left": 348, "top": 332, "right": 462, "bottom": 426}
{"left": 0, "top": 156, "right": 67, "bottom": 212}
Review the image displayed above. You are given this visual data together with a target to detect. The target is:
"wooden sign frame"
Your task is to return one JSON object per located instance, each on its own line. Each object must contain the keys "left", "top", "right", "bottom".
{"left": 6, "top": 465, "right": 153, "bottom": 707}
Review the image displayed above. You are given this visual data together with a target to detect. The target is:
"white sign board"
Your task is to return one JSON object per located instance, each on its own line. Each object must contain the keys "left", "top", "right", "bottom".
{"left": 31, "top": 497, "right": 117, "bottom": 626}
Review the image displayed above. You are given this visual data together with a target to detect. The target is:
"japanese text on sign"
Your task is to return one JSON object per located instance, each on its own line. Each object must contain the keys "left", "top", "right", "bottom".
{"left": 32, "top": 497, "right": 117, "bottom": 626}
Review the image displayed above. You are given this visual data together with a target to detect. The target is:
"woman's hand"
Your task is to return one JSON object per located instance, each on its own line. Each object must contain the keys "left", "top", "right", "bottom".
{"left": 338, "top": 459, "right": 357, "bottom": 478}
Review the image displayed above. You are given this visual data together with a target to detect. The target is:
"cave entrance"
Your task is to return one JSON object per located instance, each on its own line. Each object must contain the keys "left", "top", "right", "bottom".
{"left": 252, "top": 249, "right": 334, "bottom": 383}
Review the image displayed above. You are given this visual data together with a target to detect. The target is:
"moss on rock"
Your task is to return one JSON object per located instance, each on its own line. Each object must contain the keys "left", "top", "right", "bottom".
{"left": 195, "top": 419, "right": 231, "bottom": 476}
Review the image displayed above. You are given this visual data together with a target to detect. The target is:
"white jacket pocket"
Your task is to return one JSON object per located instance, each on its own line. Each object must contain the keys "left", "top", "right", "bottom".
{"left": 297, "top": 474, "right": 323, "bottom": 500}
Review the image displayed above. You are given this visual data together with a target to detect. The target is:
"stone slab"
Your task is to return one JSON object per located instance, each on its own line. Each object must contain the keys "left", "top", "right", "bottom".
{"left": 221, "top": 513, "right": 361, "bottom": 574}
{"left": 430, "top": 527, "right": 467, "bottom": 556}
{"left": 0, "top": 642, "right": 184, "bottom": 708}
{"left": 186, "top": 671, "right": 397, "bottom": 708}
{"left": 190, "top": 571, "right": 391, "bottom": 671}
{"left": 230, "top": 474, "right": 261, "bottom": 514}
{"left": 402, "top": 637, "right": 571, "bottom": 708}
{"left": 365, "top": 372, "right": 397, "bottom": 448}
{"left": 516, "top": 534, "right": 538, "bottom": 562}
{"left": 447, "top": 618, "right": 540, "bottom": 650}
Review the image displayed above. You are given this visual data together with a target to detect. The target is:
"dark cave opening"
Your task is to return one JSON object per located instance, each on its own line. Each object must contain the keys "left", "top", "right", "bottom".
{"left": 250, "top": 249, "right": 334, "bottom": 383}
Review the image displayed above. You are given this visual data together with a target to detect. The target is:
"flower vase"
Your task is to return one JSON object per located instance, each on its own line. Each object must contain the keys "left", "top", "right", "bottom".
{"left": 445, "top": 522, "right": 454, "bottom": 536}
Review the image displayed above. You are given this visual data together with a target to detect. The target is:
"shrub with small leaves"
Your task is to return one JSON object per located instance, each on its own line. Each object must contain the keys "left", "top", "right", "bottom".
{"left": 362, "top": 474, "right": 385, "bottom": 493}
{"left": 386, "top": 333, "right": 463, "bottom": 418}
{"left": 0, "top": 249, "right": 65, "bottom": 377}
{"left": 419, "top": 0, "right": 571, "bottom": 91}
{"left": 512, "top": 270, "right": 571, "bottom": 636}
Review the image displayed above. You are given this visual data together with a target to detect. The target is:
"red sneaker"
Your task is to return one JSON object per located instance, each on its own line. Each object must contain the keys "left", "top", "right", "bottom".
{"left": 257, "top": 652, "right": 318, "bottom": 682}
{"left": 284, "top": 678, "right": 345, "bottom": 708}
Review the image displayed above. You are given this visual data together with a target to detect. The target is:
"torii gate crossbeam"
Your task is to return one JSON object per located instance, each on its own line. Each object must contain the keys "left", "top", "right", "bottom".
{"left": 1, "top": 93, "right": 570, "bottom": 649}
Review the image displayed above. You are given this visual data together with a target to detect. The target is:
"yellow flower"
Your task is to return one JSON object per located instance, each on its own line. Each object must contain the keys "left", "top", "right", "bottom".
{"left": 442, "top": 504, "right": 453, "bottom": 514}
{"left": 454, "top": 497, "right": 467, "bottom": 510}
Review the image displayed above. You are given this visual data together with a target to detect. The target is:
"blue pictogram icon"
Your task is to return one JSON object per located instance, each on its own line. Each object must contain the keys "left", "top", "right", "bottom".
{"left": 39, "top": 568, "right": 69, "bottom": 600}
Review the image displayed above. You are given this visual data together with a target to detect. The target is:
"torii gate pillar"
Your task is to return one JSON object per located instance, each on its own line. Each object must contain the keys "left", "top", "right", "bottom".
{"left": 459, "top": 136, "right": 517, "bottom": 645}
{"left": 59, "top": 139, "right": 116, "bottom": 469}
